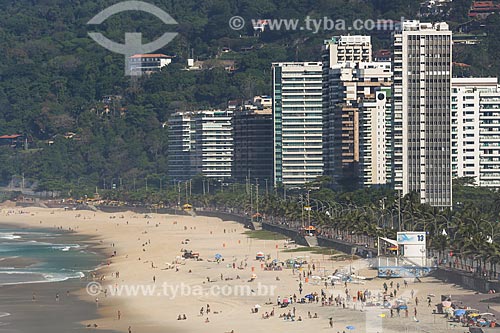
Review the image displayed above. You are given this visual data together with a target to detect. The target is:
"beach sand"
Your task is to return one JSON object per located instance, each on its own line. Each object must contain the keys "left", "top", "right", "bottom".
{"left": 0, "top": 207, "right": 487, "bottom": 333}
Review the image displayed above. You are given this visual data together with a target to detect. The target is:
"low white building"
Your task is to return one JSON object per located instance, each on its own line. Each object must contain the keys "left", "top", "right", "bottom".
{"left": 129, "top": 54, "right": 173, "bottom": 74}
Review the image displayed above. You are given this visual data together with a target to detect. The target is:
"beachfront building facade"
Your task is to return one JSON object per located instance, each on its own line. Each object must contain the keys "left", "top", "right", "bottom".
{"left": 272, "top": 62, "right": 323, "bottom": 187}
{"left": 392, "top": 20, "right": 453, "bottom": 207}
{"left": 167, "top": 112, "right": 196, "bottom": 182}
{"left": 192, "top": 110, "right": 233, "bottom": 179}
{"left": 232, "top": 108, "right": 274, "bottom": 183}
{"left": 452, "top": 78, "right": 500, "bottom": 188}
{"left": 322, "top": 61, "right": 393, "bottom": 187}
{"left": 167, "top": 110, "right": 233, "bottom": 181}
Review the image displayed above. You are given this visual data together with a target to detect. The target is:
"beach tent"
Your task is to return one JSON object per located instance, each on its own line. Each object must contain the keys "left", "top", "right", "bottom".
{"left": 215, "top": 253, "right": 222, "bottom": 260}
{"left": 256, "top": 252, "right": 265, "bottom": 260}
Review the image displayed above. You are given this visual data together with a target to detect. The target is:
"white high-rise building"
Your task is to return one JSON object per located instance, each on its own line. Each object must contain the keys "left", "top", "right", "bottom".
{"left": 272, "top": 62, "right": 323, "bottom": 187}
{"left": 452, "top": 78, "right": 500, "bottom": 187}
{"left": 167, "top": 110, "right": 233, "bottom": 180}
{"left": 322, "top": 61, "right": 392, "bottom": 186}
{"left": 393, "top": 20, "right": 453, "bottom": 207}
{"left": 193, "top": 110, "right": 233, "bottom": 179}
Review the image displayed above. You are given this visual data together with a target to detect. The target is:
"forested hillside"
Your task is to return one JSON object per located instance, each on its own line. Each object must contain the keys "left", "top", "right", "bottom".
{"left": 0, "top": 0, "right": 496, "bottom": 194}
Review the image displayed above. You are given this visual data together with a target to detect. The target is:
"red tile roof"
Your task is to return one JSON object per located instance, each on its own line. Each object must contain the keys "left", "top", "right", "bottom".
{"left": 0, "top": 134, "right": 22, "bottom": 139}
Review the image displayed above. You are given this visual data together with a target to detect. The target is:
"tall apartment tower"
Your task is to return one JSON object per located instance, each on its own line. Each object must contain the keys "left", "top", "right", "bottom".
{"left": 232, "top": 108, "right": 274, "bottom": 183}
{"left": 322, "top": 36, "right": 372, "bottom": 176}
{"left": 192, "top": 110, "right": 233, "bottom": 179}
{"left": 272, "top": 62, "right": 323, "bottom": 187}
{"left": 393, "top": 21, "right": 453, "bottom": 207}
{"left": 167, "top": 110, "right": 233, "bottom": 181}
{"left": 167, "top": 112, "right": 196, "bottom": 182}
{"left": 322, "top": 35, "right": 393, "bottom": 187}
{"left": 323, "top": 61, "right": 392, "bottom": 186}
{"left": 452, "top": 78, "right": 500, "bottom": 188}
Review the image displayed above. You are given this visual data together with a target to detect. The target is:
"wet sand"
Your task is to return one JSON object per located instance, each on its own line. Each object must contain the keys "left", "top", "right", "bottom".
{"left": 0, "top": 279, "right": 118, "bottom": 333}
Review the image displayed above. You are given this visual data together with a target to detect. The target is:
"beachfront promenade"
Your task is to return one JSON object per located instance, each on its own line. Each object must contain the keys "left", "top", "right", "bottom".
{"left": 22, "top": 200, "right": 500, "bottom": 289}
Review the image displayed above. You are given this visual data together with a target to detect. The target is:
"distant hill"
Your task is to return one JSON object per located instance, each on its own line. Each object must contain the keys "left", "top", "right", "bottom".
{"left": 0, "top": 0, "right": 497, "bottom": 192}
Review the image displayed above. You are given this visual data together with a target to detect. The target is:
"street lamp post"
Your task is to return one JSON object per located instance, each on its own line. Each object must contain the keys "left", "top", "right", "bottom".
{"left": 307, "top": 190, "right": 311, "bottom": 229}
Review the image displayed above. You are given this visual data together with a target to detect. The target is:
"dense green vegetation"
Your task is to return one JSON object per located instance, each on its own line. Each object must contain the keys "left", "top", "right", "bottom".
{"left": 0, "top": 0, "right": 493, "bottom": 191}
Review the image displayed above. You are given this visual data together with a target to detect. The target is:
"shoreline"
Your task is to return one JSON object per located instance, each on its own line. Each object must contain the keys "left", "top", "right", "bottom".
{"left": 0, "top": 220, "right": 118, "bottom": 332}
{"left": 0, "top": 206, "right": 495, "bottom": 333}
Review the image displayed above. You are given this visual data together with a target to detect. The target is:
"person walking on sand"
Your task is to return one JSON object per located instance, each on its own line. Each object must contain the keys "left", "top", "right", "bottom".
{"left": 128, "top": 326, "right": 132, "bottom": 333}
{"left": 32, "top": 292, "right": 36, "bottom": 302}
{"left": 118, "top": 310, "right": 121, "bottom": 320}
{"left": 329, "top": 317, "right": 333, "bottom": 328}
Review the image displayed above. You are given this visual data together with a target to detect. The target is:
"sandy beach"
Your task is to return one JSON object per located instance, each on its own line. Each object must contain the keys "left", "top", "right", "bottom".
{"left": 0, "top": 206, "right": 496, "bottom": 333}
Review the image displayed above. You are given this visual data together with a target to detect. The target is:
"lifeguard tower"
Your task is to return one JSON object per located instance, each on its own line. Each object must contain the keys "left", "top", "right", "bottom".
{"left": 377, "top": 232, "right": 435, "bottom": 278}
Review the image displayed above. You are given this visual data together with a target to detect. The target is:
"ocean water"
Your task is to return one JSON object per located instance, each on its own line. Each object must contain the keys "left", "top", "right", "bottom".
{"left": 0, "top": 228, "right": 102, "bottom": 286}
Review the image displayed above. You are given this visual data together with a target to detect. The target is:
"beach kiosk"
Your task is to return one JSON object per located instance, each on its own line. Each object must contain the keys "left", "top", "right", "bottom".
{"left": 301, "top": 225, "right": 317, "bottom": 236}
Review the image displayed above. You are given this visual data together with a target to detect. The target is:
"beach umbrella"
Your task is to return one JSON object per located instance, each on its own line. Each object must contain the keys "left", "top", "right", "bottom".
{"left": 282, "top": 298, "right": 289, "bottom": 303}
{"left": 427, "top": 294, "right": 436, "bottom": 297}
{"left": 378, "top": 314, "right": 386, "bottom": 318}
{"left": 454, "top": 309, "right": 466, "bottom": 316}
{"left": 480, "top": 313, "right": 494, "bottom": 316}
{"left": 346, "top": 325, "right": 355, "bottom": 330}
{"left": 399, "top": 305, "right": 408, "bottom": 310}
{"left": 442, "top": 301, "right": 452, "bottom": 307}
{"left": 251, "top": 274, "right": 257, "bottom": 279}
{"left": 305, "top": 294, "right": 315, "bottom": 299}
{"left": 254, "top": 304, "right": 261, "bottom": 309}
{"left": 215, "top": 253, "right": 222, "bottom": 260}
{"left": 469, "top": 313, "right": 480, "bottom": 317}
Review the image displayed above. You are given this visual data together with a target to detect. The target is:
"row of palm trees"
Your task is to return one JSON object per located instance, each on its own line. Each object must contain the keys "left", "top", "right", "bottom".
{"left": 188, "top": 187, "right": 500, "bottom": 280}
